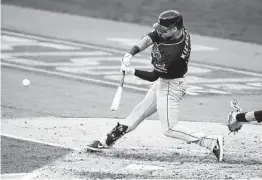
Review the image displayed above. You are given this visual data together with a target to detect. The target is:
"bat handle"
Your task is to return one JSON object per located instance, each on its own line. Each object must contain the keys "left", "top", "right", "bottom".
{"left": 120, "top": 71, "right": 125, "bottom": 87}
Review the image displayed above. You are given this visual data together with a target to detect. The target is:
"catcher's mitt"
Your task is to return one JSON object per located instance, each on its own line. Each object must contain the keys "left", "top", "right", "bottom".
{"left": 227, "top": 100, "right": 242, "bottom": 134}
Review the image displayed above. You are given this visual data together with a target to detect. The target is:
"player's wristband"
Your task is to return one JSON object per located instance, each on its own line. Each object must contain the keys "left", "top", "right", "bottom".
{"left": 129, "top": 45, "right": 140, "bottom": 56}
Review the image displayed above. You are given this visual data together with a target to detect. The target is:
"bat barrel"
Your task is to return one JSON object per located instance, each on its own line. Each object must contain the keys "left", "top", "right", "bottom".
{"left": 111, "top": 71, "right": 125, "bottom": 111}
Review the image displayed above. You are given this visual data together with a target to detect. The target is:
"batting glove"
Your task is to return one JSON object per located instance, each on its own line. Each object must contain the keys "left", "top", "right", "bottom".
{"left": 121, "top": 53, "right": 132, "bottom": 67}
{"left": 121, "top": 64, "right": 135, "bottom": 75}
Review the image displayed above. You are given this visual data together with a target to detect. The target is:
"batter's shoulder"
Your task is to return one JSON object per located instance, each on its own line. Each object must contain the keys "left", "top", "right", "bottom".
{"left": 147, "top": 30, "right": 160, "bottom": 43}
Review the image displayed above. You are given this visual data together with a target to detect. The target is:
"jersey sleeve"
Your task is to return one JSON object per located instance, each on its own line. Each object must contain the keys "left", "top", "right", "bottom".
{"left": 134, "top": 69, "right": 161, "bottom": 82}
{"left": 147, "top": 30, "right": 160, "bottom": 43}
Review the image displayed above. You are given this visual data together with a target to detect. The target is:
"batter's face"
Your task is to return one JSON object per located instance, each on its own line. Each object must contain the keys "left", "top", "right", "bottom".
{"left": 157, "top": 28, "right": 177, "bottom": 39}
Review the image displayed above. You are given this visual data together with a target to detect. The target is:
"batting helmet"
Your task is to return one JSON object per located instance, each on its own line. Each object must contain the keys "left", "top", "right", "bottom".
{"left": 153, "top": 10, "right": 183, "bottom": 31}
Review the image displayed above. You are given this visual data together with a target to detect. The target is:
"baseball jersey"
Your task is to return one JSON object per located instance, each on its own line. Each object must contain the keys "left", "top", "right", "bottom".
{"left": 148, "top": 27, "right": 191, "bottom": 79}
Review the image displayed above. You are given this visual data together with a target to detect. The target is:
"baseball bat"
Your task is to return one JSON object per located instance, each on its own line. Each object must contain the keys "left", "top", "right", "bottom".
{"left": 110, "top": 71, "right": 125, "bottom": 111}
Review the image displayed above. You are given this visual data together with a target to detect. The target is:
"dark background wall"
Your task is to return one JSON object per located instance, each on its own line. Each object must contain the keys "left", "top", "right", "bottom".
{"left": 3, "top": 0, "right": 262, "bottom": 44}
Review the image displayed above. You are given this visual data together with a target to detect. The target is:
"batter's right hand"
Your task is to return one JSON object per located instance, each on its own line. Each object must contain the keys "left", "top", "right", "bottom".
{"left": 121, "top": 53, "right": 132, "bottom": 67}
{"left": 121, "top": 64, "right": 135, "bottom": 75}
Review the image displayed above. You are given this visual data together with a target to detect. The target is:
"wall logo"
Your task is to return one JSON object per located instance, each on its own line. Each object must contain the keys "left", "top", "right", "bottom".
{"left": 1, "top": 31, "right": 262, "bottom": 96}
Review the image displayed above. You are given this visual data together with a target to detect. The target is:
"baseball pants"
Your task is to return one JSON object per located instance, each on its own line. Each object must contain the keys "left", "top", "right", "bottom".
{"left": 122, "top": 77, "right": 217, "bottom": 150}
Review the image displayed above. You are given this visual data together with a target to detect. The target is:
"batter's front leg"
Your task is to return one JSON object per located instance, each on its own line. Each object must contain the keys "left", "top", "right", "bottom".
{"left": 123, "top": 81, "right": 158, "bottom": 132}
{"left": 99, "top": 81, "right": 158, "bottom": 147}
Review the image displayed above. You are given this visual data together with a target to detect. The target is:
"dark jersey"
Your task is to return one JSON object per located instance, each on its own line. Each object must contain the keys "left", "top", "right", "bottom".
{"left": 147, "top": 27, "right": 191, "bottom": 79}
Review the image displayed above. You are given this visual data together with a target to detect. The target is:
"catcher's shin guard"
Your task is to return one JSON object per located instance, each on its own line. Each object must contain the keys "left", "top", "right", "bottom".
{"left": 105, "top": 122, "right": 128, "bottom": 146}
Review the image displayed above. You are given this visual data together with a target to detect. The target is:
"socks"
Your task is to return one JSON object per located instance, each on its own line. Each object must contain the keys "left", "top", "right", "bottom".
{"left": 196, "top": 137, "right": 217, "bottom": 150}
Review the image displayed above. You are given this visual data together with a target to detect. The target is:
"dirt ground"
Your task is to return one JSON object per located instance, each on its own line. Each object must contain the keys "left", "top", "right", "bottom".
{"left": 2, "top": 116, "right": 262, "bottom": 179}
{"left": 35, "top": 147, "right": 262, "bottom": 179}
{"left": 3, "top": 0, "right": 262, "bottom": 44}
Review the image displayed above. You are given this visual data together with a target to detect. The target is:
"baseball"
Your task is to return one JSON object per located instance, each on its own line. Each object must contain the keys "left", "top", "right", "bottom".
{"left": 22, "top": 79, "right": 31, "bottom": 87}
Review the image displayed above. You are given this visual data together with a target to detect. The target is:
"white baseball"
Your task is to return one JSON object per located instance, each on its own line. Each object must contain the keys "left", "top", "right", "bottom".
{"left": 22, "top": 79, "right": 31, "bottom": 87}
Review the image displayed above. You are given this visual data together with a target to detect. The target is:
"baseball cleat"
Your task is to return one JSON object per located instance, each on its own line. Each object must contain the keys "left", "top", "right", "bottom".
{"left": 84, "top": 140, "right": 107, "bottom": 152}
{"left": 227, "top": 100, "right": 243, "bottom": 134}
{"left": 212, "top": 136, "right": 224, "bottom": 162}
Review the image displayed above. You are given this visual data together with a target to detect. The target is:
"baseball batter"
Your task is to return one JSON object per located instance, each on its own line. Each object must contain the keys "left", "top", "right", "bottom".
{"left": 86, "top": 10, "right": 224, "bottom": 162}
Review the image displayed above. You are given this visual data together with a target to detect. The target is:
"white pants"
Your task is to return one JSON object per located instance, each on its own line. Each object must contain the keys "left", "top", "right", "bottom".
{"left": 122, "top": 77, "right": 217, "bottom": 150}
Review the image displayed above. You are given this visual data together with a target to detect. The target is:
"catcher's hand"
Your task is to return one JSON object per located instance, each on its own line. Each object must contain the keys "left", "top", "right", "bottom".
{"left": 227, "top": 100, "right": 242, "bottom": 134}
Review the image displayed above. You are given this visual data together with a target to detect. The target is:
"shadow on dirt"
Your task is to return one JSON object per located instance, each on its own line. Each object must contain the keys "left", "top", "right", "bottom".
{"left": 73, "top": 170, "right": 170, "bottom": 179}
{"left": 85, "top": 148, "right": 262, "bottom": 165}
{"left": 1, "top": 136, "right": 73, "bottom": 174}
